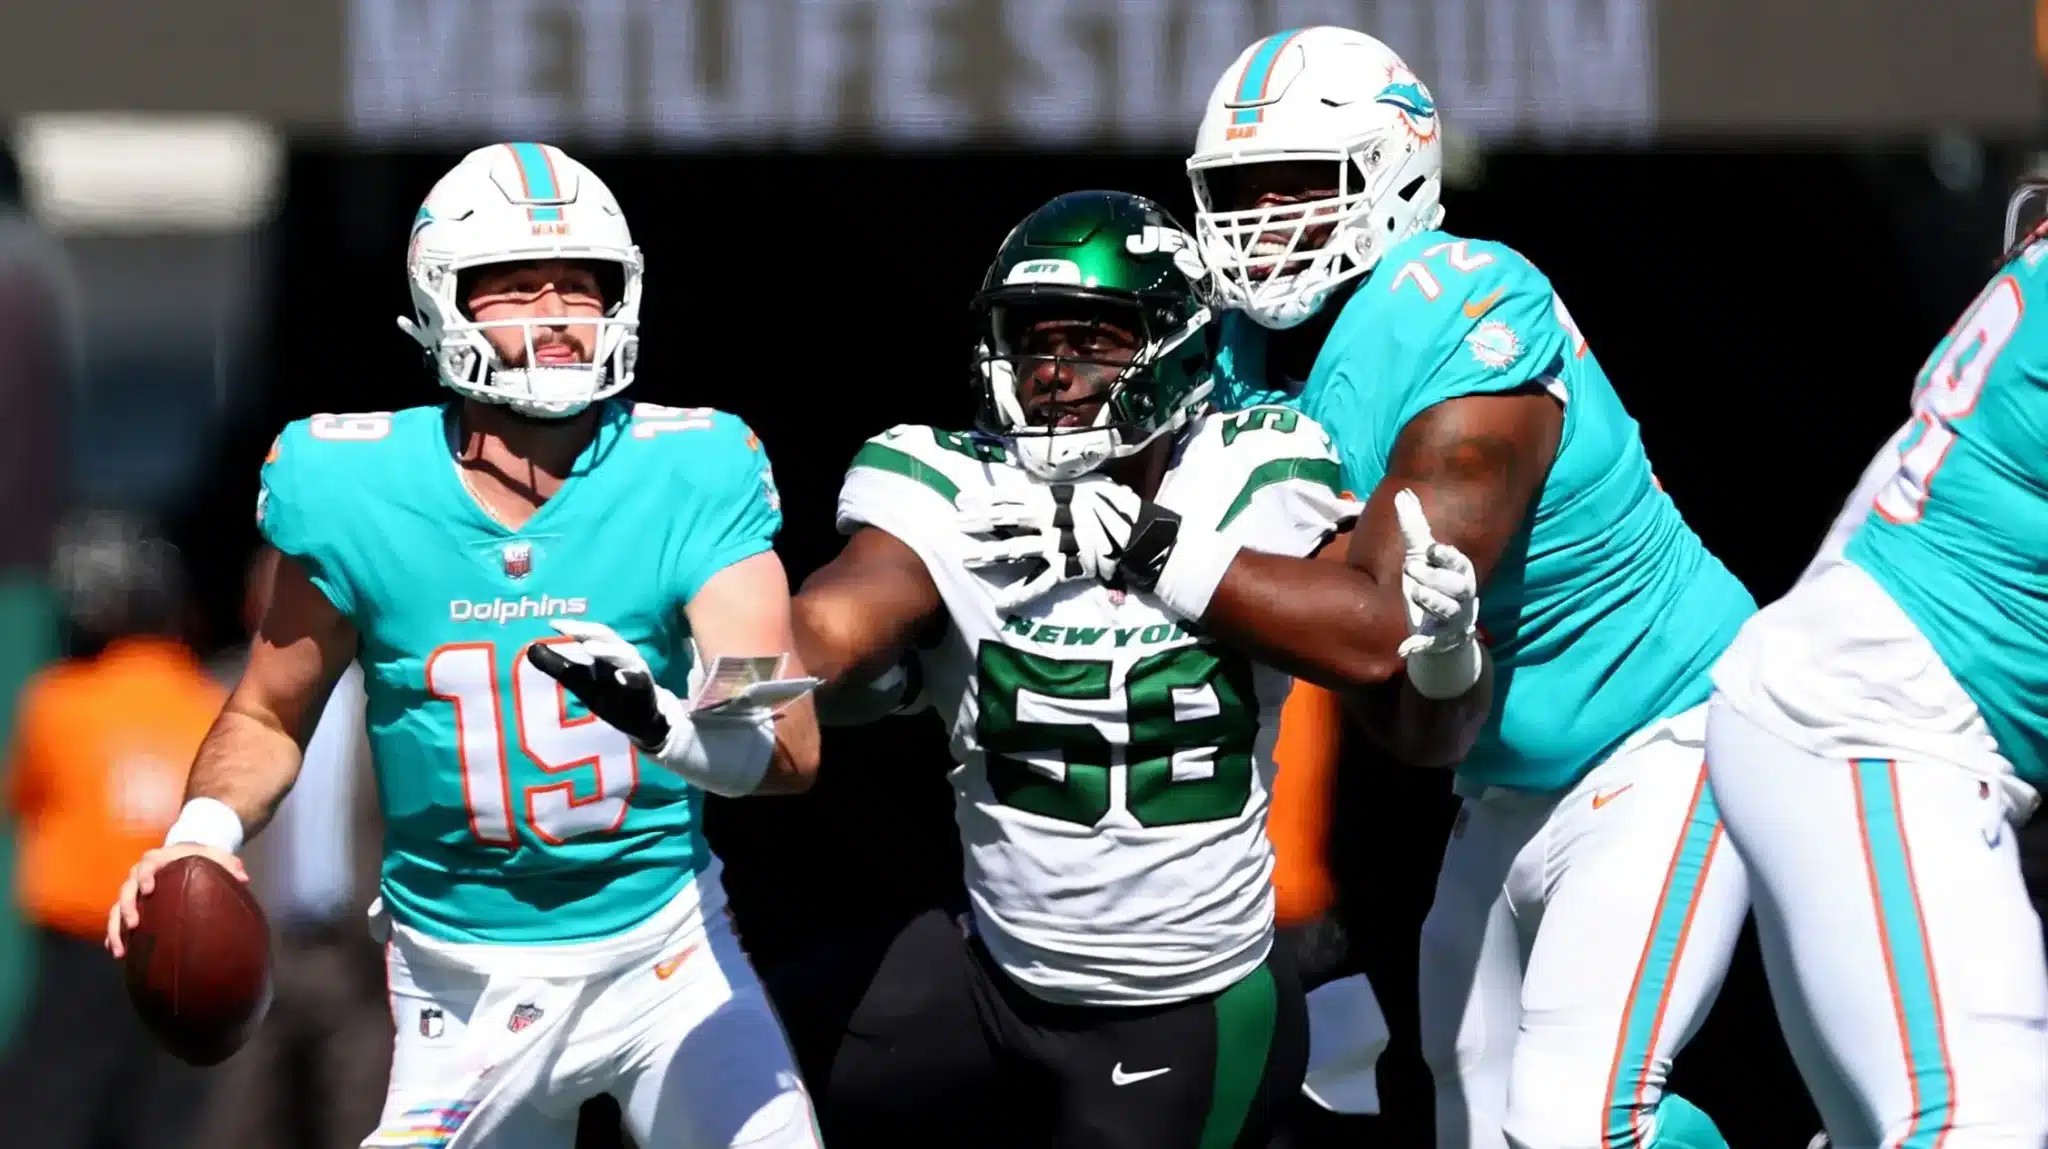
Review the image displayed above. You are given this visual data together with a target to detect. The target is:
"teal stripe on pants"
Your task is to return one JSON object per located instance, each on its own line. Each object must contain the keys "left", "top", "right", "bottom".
{"left": 1852, "top": 758, "right": 1955, "bottom": 1148}
{"left": 1604, "top": 770, "right": 1723, "bottom": 1147}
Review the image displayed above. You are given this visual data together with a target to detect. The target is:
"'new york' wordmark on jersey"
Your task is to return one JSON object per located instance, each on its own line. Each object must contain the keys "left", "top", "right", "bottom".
{"left": 258, "top": 400, "right": 781, "bottom": 945}
{"left": 1847, "top": 246, "right": 2048, "bottom": 789}
{"left": 836, "top": 409, "right": 1360, "bottom": 1007}
{"left": 1215, "top": 230, "right": 1757, "bottom": 793}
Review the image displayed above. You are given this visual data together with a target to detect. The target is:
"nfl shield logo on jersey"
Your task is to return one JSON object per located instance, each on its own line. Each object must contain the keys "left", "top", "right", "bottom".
{"left": 508, "top": 1002, "right": 543, "bottom": 1033}
{"left": 502, "top": 542, "right": 534, "bottom": 580}
{"left": 419, "top": 1007, "right": 444, "bottom": 1039}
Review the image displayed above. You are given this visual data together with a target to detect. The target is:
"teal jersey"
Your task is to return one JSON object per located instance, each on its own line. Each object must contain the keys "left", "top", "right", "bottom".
{"left": 257, "top": 400, "right": 782, "bottom": 943}
{"left": 1214, "top": 231, "right": 1756, "bottom": 791}
{"left": 1847, "top": 253, "right": 2048, "bottom": 788}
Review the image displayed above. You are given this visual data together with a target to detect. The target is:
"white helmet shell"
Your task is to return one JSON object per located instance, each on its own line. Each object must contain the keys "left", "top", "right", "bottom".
{"left": 399, "top": 142, "right": 643, "bottom": 418}
{"left": 1187, "top": 28, "right": 1446, "bottom": 330}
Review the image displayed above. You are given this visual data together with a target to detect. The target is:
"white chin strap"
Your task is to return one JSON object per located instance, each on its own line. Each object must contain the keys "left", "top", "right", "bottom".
{"left": 1016, "top": 428, "right": 1120, "bottom": 481}
{"left": 468, "top": 365, "right": 607, "bottom": 419}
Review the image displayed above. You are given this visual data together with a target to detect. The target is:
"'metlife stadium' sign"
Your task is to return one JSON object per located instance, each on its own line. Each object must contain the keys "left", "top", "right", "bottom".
{"left": 0, "top": 0, "right": 2036, "bottom": 142}
{"left": 346, "top": 0, "right": 1655, "bottom": 144}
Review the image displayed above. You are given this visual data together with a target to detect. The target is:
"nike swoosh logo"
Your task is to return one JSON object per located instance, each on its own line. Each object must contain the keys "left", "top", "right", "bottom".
{"left": 1463, "top": 288, "right": 1505, "bottom": 318}
{"left": 1111, "top": 1063, "right": 1172, "bottom": 1086}
{"left": 1591, "top": 784, "right": 1633, "bottom": 810}
{"left": 653, "top": 943, "right": 701, "bottom": 980}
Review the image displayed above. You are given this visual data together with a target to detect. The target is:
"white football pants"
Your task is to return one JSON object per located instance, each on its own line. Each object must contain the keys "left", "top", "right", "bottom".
{"left": 1706, "top": 698, "right": 2048, "bottom": 1149}
{"left": 363, "top": 906, "right": 818, "bottom": 1149}
{"left": 1420, "top": 703, "right": 1749, "bottom": 1149}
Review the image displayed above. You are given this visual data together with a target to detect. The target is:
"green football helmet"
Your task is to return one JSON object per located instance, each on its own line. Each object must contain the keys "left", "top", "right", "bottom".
{"left": 970, "top": 190, "right": 1215, "bottom": 480}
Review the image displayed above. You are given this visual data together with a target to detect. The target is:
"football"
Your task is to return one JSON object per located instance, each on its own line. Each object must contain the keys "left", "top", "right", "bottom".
{"left": 121, "top": 854, "right": 273, "bottom": 1066}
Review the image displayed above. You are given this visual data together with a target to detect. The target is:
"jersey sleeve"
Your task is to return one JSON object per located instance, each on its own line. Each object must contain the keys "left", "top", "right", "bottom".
{"left": 256, "top": 421, "right": 361, "bottom": 617}
{"left": 835, "top": 425, "right": 983, "bottom": 548}
{"left": 670, "top": 413, "right": 784, "bottom": 604}
{"left": 1179, "top": 408, "right": 1362, "bottom": 557}
{"left": 1361, "top": 238, "right": 1575, "bottom": 431}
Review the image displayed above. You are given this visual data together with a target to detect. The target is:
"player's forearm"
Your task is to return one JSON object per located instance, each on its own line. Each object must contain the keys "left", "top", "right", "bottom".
{"left": 1347, "top": 648, "right": 1495, "bottom": 770}
{"left": 184, "top": 704, "right": 305, "bottom": 841}
{"left": 797, "top": 599, "right": 922, "bottom": 727}
{"left": 792, "top": 613, "right": 902, "bottom": 726}
{"left": 790, "top": 585, "right": 917, "bottom": 690}
{"left": 752, "top": 698, "right": 821, "bottom": 795}
{"left": 1199, "top": 550, "right": 1412, "bottom": 692}
{"left": 789, "top": 528, "right": 945, "bottom": 730}
{"left": 791, "top": 588, "right": 933, "bottom": 726}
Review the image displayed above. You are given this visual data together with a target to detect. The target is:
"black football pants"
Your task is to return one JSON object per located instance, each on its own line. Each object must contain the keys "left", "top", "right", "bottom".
{"left": 771, "top": 906, "right": 1308, "bottom": 1149}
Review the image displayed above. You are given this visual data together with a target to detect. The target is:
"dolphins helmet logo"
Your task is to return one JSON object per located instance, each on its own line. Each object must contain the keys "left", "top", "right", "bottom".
{"left": 1375, "top": 72, "right": 1439, "bottom": 142}
{"left": 407, "top": 206, "right": 434, "bottom": 273}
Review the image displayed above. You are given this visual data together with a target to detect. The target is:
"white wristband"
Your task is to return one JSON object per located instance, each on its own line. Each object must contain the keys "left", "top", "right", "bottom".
{"left": 645, "top": 696, "right": 777, "bottom": 798}
{"left": 1153, "top": 526, "right": 1244, "bottom": 622}
{"left": 164, "top": 797, "right": 246, "bottom": 854}
{"left": 1405, "top": 639, "right": 1485, "bottom": 701}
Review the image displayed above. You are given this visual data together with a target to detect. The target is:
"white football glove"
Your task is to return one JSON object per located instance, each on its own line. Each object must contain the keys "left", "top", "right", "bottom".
{"left": 1391, "top": 490, "right": 1484, "bottom": 699}
{"left": 1064, "top": 479, "right": 1147, "bottom": 582}
{"left": 956, "top": 476, "right": 1140, "bottom": 610}
{"left": 526, "top": 619, "right": 775, "bottom": 797}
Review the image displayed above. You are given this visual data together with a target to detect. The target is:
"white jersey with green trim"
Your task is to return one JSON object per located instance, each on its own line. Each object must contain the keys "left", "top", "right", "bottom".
{"left": 836, "top": 408, "right": 1360, "bottom": 1006}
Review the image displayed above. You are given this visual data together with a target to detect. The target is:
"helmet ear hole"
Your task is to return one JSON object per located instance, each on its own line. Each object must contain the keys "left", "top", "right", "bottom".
{"left": 453, "top": 266, "right": 483, "bottom": 320}
{"left": 594, "top": 262, "right": 626, "bottom": 314}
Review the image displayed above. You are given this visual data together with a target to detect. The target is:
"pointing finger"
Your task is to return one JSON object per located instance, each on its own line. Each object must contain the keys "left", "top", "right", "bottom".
{"left": 1393, "top": 489, "right": 1435, "bottom": 559}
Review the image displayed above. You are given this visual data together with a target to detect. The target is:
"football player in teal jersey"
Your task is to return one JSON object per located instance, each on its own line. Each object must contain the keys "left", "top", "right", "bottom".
{"left": 106, "top": 143, "right": 824, "bottom": 1149}
{"left": 962, "top": 27, "right": 1753, "bottom": 1149}
{"left": 1704, "top": 201, "right": 2048, "bottom": 1148}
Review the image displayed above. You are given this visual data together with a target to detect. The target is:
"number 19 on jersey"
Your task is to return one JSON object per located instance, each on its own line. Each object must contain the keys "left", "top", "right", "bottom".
{"left": 426, "top": 639, "right": 640, "bottom": 846}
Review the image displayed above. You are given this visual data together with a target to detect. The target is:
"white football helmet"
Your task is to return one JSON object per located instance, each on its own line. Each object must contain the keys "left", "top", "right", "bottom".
{"left": 1188, "top": 28, "right": 1446, "bottom": 330}
{"left": 398, "top": 142, "right": 643, "bottom": 419}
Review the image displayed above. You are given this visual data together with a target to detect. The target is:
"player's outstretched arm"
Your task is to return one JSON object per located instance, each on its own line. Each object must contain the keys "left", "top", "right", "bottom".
{"left": 685, "top": 551, "right": 822, "bottom": 795}
{"left": 529, "top": 554, "right": 822, "bottom": 797}
{"left": 108, "top": 554, "right": 355, "bottom": 956}
{"left": 792, "top": 526, "right": 945, "bottom": 726}
{"left": 1204, "top": 392, "right": 1559, "bottom": 684}
{"left": 1198, "top": 392, "right": 1557, "bottom": 765}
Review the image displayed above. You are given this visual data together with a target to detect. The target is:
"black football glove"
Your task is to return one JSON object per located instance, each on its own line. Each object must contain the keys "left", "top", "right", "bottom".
{"left": 524, "top": 619, "right": 675, "bottom": 749}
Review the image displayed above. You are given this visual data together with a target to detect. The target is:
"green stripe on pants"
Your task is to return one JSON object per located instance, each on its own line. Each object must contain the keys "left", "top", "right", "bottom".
{"left": 1199, "top": 960, "right": 1278, "bottom": 1149}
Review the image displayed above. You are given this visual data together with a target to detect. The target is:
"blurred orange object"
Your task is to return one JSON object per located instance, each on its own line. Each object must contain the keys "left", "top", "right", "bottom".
{"left": 6, "top": 638, "right": 225, "bottom": 940}
{"left": 1267, "top": 680, "right": 1342, "bottom": 925}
